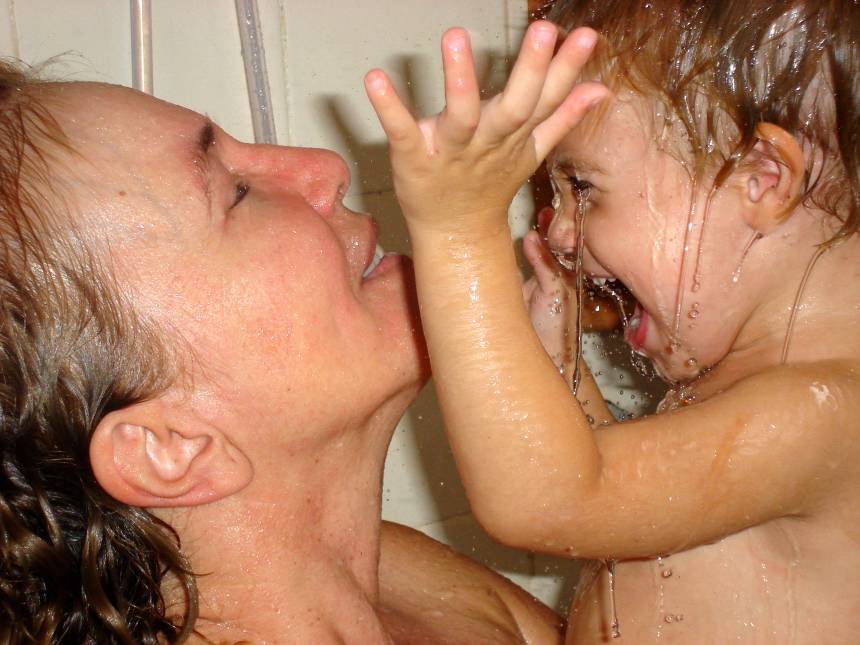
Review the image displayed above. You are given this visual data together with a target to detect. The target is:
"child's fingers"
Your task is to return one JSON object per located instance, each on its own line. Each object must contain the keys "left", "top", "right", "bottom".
{"left": 523, "top": 230, "right": 562, "bottom": 294}
{"left": 437, "top": 28, "right": 481, "bottom": 146}
{"left": 482, "top": 21, "right": 558, "bottom": 139}
{"left": 531, "top": 28, "right": 599, "bottom": 124}
{"left": 364, "top": 69, "right": 423, "bottom": 152}
{"left": 532, "top": 82, "right": 609, "bottom": 160}
{"left": 522, "top": 275, "right": 539, "bottom": 308}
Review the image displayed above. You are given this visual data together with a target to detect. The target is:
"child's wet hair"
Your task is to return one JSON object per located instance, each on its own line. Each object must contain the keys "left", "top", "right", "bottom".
{"left": 543, "top": 0, "right": 860, "bottom": 244}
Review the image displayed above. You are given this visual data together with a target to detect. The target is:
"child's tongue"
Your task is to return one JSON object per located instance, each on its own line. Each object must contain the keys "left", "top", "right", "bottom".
{"left": 625, "top": 303, "right": 649, "bottom": 350}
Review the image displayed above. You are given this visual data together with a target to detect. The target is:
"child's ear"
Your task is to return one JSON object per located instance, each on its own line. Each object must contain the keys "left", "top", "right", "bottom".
{"left": 739, "top": 122, "right": 805, "bottom": 234}
{"left": 89, "top": 398, "right": 253, "bottom": 508}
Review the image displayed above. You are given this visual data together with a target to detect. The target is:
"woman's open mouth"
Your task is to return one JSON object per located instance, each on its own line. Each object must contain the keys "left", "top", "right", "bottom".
{"left": 362, "top": 243, "right": 386, "bottom": 278}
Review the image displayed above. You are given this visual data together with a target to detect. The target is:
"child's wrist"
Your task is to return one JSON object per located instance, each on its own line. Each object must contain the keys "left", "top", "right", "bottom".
{"left": 404, "top": 209, "right": 512, "bottom": 245}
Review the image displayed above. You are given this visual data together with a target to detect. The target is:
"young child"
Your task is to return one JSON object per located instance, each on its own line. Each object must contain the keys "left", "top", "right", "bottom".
{"left": 365, "top": 0, "right": 860, "bottom": 642}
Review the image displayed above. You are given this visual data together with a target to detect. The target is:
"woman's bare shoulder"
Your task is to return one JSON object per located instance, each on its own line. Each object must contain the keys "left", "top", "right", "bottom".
{"left": 378, "top": 521, "right": 564, "bottom": 645}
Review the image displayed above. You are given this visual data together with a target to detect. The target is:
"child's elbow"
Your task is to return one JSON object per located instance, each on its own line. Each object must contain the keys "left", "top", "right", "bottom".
{"left": 472, "top": 499, "right": 601, "bottom": 558}
{"left": 470, "top": 499, "right": 572, "bottom": 554}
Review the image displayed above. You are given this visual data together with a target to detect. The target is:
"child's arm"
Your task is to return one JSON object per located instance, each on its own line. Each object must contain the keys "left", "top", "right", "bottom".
{"left": 365, "top": 23, "right": 860, "bottom": 560}
{"left": 522, "top": 229, "right": 614, "bottom": 428}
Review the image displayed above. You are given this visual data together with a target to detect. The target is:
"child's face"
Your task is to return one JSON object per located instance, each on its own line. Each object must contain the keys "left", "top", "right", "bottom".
{"left": 546, "top": 90, "right": 762, "bottom": 382}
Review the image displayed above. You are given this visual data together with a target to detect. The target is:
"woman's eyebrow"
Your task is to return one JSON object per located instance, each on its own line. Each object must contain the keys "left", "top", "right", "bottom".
{"left": 190, "top": 119, "right": 216, "bottom": 200}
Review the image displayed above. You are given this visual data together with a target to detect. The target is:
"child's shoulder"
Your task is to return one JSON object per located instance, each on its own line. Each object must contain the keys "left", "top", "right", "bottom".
{"left": 717, "top": 358, "right": 860, "bottom": 437}
{"left": 734, "top": 359, "right": 860, "bottom": 407}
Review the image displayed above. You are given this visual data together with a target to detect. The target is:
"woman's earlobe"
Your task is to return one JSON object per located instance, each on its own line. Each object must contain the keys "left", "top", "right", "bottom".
{"left": 741, "top": 123, "right": 805, "bottom": 234}
{"left": 89, "top": 400, "right": 253, "bottom": 508}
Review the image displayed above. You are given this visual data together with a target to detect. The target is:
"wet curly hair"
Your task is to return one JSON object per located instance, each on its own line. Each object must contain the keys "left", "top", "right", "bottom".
{"left": 0, "top": 61, "right": 197, "bottom": 643}
{"left": 541, "top": 0, "right": 860, "bottom": 243}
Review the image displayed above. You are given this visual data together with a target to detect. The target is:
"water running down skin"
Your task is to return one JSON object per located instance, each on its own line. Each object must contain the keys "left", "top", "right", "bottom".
{"left": 366, "top": 18, "right": 860, "bottom": 645}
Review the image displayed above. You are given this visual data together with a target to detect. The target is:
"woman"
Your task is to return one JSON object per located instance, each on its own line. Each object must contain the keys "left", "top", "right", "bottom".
{"left": 0, "top": 66, "right": 561, "bottom": 642}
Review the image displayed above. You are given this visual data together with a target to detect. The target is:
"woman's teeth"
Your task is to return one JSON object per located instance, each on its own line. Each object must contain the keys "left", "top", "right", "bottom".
{"left": 363, "top": 243, "right": 386, "bottom": 278}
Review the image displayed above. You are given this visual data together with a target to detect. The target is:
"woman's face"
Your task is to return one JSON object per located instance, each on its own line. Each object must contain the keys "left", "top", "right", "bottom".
{"left": 51, "top": 84, "right": 426, "bottom": 440}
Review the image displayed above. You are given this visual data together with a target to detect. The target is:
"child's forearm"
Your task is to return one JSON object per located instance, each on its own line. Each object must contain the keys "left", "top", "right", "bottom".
{"left": 569, "top": 360, "right": 615, "bottom": 428}
{"left": 411, "top": 222, "right": 602, "bottom": 548}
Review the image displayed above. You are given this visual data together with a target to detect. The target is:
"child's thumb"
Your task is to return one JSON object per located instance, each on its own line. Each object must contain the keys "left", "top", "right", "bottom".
{"left": 523, "top": 230, "right": 560, "bottom": 293}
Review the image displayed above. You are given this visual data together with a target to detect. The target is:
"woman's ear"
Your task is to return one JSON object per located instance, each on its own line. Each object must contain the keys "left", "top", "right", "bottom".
{"left": 89, "top": 398, "right": 253, "bottom": 508}
{"left": 739, "top": 122, "right": 805, "bottom": 234}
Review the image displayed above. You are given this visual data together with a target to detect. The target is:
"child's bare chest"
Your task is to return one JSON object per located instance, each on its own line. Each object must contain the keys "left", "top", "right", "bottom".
{"left": 565, "top": 517, "right": 860, "bottom": 644}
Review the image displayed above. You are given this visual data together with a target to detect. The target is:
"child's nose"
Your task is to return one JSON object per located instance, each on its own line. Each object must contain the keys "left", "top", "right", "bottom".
{"left": 546, "top": 205, "right": 576, "bottom": 254}
{"left": 250, "top": 145, "right": 351, "bottom": 216}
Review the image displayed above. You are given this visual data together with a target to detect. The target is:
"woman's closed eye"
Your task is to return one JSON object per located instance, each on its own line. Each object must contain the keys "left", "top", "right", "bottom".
{"left": 231, "top": 182, "right": 250, "bottom": 208}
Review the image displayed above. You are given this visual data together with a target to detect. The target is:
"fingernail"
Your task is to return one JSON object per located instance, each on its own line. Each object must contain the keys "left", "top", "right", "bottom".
{"left": 576, "top": 30, "right": 598, "bottom": 52}
{"left": 367, "top": 72, "right": 386, "bottom": 92}
{"left": 534, "top": 24, "right": 556, "bottom": 44}
{"left": 588, "top": 93, "right": 608, "bottom": 109}
{"left": 448, "top": 34, "right": 466, "bottom": 53}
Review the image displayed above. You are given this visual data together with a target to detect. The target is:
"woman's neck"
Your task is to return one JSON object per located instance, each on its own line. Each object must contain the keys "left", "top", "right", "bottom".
{"left": 163, "top": 411, "right": 400, "bottom": 642}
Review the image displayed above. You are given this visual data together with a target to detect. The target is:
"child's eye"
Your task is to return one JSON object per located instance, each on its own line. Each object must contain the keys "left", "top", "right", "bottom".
{"left": 231, "top": 182, "right": 250, "bottom": 208}
{"left": 565, "top": 175, "right": 593, "bottom": 196}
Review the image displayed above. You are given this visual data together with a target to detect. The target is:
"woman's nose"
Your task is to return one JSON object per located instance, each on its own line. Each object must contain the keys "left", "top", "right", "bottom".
{"left": 252, "top": 145, "right": 351, "bottom": 216}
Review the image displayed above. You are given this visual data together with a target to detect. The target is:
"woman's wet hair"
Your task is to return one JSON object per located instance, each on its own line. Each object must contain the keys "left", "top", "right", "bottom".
{"left": 0, "top": 61, "right": 197, "bottom": 643}
{"left": 543, "top": 0, "right": 860, "bottom": 243}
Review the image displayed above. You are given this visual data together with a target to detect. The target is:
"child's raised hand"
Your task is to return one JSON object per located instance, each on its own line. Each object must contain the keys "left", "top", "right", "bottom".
{"left": 364, "top": 22, "right": 607, "bottom": 239}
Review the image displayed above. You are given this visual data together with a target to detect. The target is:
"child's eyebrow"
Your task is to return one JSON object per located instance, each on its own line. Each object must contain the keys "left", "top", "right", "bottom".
{"left": 552, "top": 156, "right": 605, "bottom": 176}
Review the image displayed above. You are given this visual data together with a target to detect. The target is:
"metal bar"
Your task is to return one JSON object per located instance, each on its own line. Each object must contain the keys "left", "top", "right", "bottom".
{"left": 131, "top": 0, "right": 153, "bottom": 94}
{"left": 235, "top": 0, "right": 277, "bottom": 144}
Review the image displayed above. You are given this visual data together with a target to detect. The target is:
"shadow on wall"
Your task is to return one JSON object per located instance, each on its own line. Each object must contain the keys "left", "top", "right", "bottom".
{"left": 312, "top": 42, "right": 667, "bottom": 614}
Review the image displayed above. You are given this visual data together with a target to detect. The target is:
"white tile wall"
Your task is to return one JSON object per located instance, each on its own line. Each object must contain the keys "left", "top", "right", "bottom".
{"left": 0, "top": 0, "right": 665, "bottom": 612}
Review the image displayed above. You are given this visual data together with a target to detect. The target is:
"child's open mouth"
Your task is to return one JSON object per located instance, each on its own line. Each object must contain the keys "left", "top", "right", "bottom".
{"left": 587, "top": 276, "right": 647, "bottom": 350}
{"left": 549, "top": 250, "right": 648, "bottom": 352}
{"left": 625, "top": 302, "right": 649, "bottom": 351}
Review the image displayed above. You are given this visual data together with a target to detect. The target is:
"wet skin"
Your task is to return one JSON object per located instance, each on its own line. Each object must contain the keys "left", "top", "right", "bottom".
{"left": 367, "top": 21, "right": 860, "bottom": 645}
{"left": 44, "top": 83, "right": 561, "bottom": 643}
{"left": 544, "top": 90, "right": 860, "bottom": 645}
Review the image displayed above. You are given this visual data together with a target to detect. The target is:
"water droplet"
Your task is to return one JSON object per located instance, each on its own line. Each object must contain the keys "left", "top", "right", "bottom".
{"left": 661, "top": 568, "right": 673, "bottom": 578}
{"left": 686, "top": 358, "right": 698, "bottom": 368}
{"left": 607, "top": 560, "right": 621, "bottom": 638}
{"left": 586, "top": 414, "right": 595, "bottom": 425}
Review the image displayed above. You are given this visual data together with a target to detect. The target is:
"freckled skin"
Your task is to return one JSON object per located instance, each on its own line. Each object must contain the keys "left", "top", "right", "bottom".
{"left": 46, "top": 83, "right": 562, "bottom": 643}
